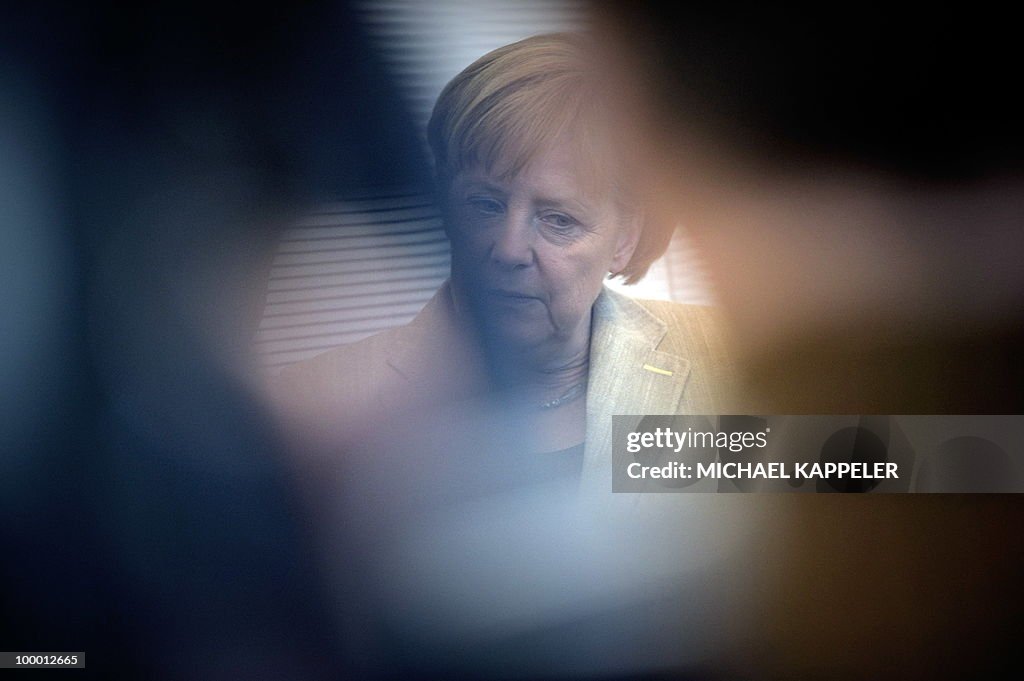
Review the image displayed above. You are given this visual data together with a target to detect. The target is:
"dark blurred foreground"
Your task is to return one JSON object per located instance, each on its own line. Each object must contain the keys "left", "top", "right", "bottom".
{"left": 1, "top": 2, "right": 424, "bottom": 678}
{"left": 2, "top": 2, "right": 1023, "bottom": 680}
{"left": 593, "top": 5, "right": 1024, "bottom": 679}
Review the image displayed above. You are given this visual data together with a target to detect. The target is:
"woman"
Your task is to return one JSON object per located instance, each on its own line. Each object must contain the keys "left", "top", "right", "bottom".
{"left": 272, "top": 33, "right": 737, "bottom": 492}
{"left": 267, "top": 34, "right": 752, "bottom": 678}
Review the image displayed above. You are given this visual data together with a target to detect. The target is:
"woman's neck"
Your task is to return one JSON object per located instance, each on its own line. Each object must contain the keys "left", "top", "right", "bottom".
{"left": 484, "top": 320, "right": 592, "bottom": 408}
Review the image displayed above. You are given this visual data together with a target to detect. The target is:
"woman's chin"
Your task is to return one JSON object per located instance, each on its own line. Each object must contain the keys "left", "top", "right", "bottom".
{"left": 481, "top": 319, "right": 553, "bottom": 354}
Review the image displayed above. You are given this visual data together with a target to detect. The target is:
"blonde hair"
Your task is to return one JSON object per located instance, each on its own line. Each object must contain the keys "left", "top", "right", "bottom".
{"left": 426, "top": 32, "right": 671, "bottom": 284}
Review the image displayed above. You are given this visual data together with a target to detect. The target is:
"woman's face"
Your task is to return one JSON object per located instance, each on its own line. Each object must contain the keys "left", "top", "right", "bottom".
{"left": 445, "top": 140, "right": 640, "bottom": 353}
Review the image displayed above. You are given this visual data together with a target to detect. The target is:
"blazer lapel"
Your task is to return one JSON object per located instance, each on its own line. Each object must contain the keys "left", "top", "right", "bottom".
{"left": 579, "top": 287, "right": 691, "bottom": 497}
{"left": 384, "top": 280, "right": 489, "bottom": 405}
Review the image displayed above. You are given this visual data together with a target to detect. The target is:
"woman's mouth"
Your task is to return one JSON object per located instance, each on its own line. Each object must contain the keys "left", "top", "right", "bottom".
{"left": 488, "top": 288, "right": 540, "bottom": 303}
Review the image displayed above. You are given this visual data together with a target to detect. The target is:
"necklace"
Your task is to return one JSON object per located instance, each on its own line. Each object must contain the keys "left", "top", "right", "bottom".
{"left": 539, "top": 381, "right": 587, "bottom": 410}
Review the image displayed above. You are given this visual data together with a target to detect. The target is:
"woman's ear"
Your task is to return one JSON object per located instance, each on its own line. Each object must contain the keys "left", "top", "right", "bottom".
{"left": 610, "top": 212, "right": 643, "bottom": 274}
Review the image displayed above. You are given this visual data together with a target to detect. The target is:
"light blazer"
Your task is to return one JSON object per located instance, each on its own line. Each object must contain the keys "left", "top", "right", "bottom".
{"left": 271, "top": 281, "right": 738, "bottom": 494}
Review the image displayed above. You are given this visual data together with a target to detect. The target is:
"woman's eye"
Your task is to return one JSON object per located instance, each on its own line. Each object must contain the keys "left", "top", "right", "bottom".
{"left": 540, "top": 212, "right": 577, "bottom": 229}
{"left": 468, "top": 197, "right": 504, "bottom": 215}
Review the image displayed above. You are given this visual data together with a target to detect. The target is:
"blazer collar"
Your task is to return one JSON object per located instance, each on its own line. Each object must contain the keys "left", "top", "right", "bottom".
{"left": 384, "top": 281, "right": 489, "bottom": 402}
{"left": 580, "top": 286, "right": 692, "bottom": 495}
{"left": 385, "top": 281, "right": 455, "bottom": 385}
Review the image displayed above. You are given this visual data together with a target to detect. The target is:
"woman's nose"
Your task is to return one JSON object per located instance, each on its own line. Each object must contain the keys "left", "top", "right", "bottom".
{"left": 489, "top": 214, "right": 535, "bottom": 269}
